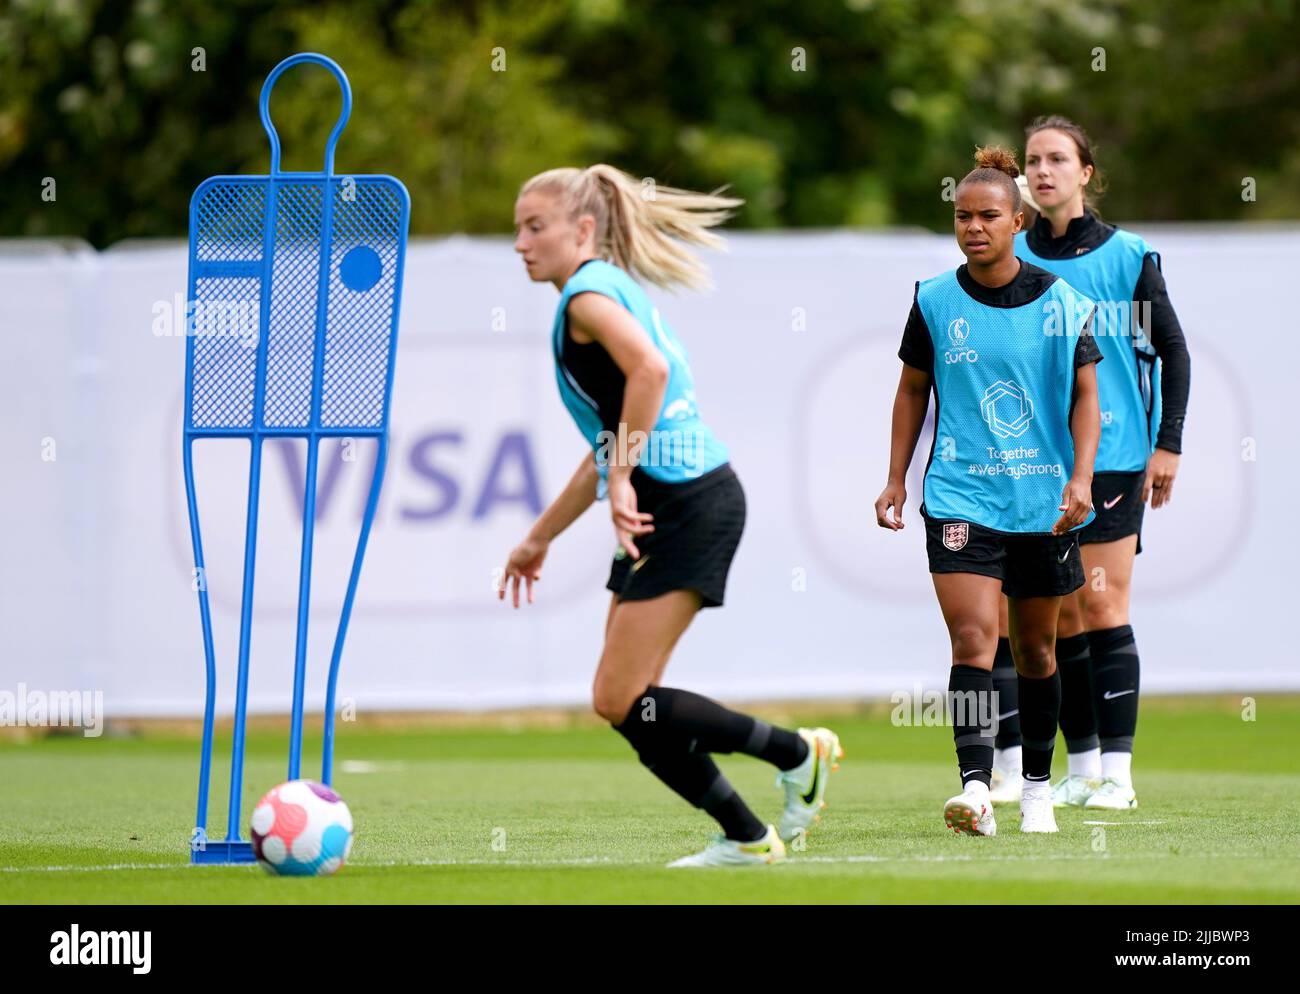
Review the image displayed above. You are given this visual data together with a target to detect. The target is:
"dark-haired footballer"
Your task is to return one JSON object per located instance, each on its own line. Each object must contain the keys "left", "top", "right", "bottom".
{"left": 875, "top": 146, "right": 1101, "bottom": 836}
{"left": 987, "top": 116, "right": 1191, "bottom": 813}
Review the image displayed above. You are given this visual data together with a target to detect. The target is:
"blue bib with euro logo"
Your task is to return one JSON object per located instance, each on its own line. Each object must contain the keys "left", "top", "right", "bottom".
{"left": 1015, "top": 227, "right": 1159, "bottom": 472}
{"left": 551, "top": 259, "right": 728, "bottom": 497}
{"left": 917, "top": 269, "right": 1096, "bottom": 533}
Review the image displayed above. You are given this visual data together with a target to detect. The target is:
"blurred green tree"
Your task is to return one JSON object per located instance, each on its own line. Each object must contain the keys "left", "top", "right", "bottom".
{"left": 1, "top": 0, "right": 1296, "bottom": 246}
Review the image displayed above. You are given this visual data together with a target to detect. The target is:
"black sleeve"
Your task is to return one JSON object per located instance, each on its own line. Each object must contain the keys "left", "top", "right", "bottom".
{"left": 1074, "top": 308, "right": 1103, "bottom": 367}
{"left": 1135, "top": 252, "right": 1190, "bottom": 453}
{"left": 898, "top": 284, "right": 934, "bottom": 372}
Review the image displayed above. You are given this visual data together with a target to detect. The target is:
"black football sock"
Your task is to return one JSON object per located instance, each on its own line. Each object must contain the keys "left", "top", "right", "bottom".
{"left": 633, "top": 685, "right": 808, "bottom": 770}
{"left": 613, "top": 701, "right": 765, "bottom": 842}
{"left": 1056, "top": 632, "right": 1100, "bottom": 755}
{"left": 703, "top": 785, "right": 769, "bottom": 843}
{"left": 1089, "top": 625, "right": 1140, "bottom": 754}
{"left": 1018, "top": 670, "right": 1062, "bottom": 781}
{"left": 991, "top": 637, "right": 1021, "bottom": 750}
{"left": 949, "top": 665, "right": 995, "bottom": 788}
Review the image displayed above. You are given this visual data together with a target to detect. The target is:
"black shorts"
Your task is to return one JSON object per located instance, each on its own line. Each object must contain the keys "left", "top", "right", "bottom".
{"left": 1079, "top": 470, "right": 1146, "bottom": 553}
{"left": 606, "top": 463, "right": 745, "bottom": 609}
{"left": 923, "top": 511, "right": 1084, "bottom": 599}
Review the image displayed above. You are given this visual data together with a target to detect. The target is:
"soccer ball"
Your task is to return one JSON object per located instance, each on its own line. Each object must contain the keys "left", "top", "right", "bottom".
{"left": 250, "top": 780, "right": 354, "bottom": 876}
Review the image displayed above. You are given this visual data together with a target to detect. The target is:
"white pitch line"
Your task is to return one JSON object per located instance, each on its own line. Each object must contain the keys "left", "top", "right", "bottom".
{"left": 340, "top": 760, "right": 408, "bottom": 774}
{"left": 255, "top": 850, "right": 1300, "bottom": 868}
{"left": 8, "top": 849, "right": 1292, "bottom": 874}
{"left": 1083, "top": 820, "right": 1167, "bottom": 826}
{"left": 357, "top": 855, "right": 635, "bottom": 868}
{"left": 1, "top": 861, "right": 189, "bottom": 874}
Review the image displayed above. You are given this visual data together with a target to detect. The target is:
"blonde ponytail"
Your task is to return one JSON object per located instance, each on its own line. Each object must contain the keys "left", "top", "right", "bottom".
{"left": 1015, "top": 174, "right": 1041, "bottom": 213}
{"left": 520, "top": 164, "right": 742, "bottom": 290}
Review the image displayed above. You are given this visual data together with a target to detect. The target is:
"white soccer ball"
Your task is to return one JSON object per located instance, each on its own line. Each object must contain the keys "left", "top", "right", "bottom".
{"left": 250, "top": 779, "right": 354, "bottom": 876}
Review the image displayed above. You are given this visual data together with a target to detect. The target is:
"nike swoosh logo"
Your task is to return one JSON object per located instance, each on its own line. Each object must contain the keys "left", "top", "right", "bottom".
{"left": 1058, "top": 545, "right": 1073, "bottom": 563}
{"left": 1102, "top": 689, "right": 1136, "bottom": 700}
{"left": 1103, "top": 494, "right": 1125, "bottom": 510}
{"left": 800, "top": 742, "right": 824, "bottom": 805}
{"left": 997, "top": 709, "right": 1019, "bottom": 721}
{"left": 630, "top": 554, "right": 651, "bottom": 574}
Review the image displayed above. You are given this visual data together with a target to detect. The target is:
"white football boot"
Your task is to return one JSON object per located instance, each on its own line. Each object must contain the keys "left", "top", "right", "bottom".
{"left": 944, "top": 781, "right": 997, "bottom": 837}
{"left": 1020, "top": 779, "right": 1059, "bottom": 833}
{"left": 989, "top": 745, "right": 1022, "bottom": 804}
{"left": 775, "top": 726, "right": 843, "bottom": 842}
{"left": 1083, "top": 777, "right": 1138, "bottom": 810}
{"left": 666, "top": 824, "right": 786, "bottom": 868}
{"left": 1051, "top": 774, "right": 1101, "bottom": 808}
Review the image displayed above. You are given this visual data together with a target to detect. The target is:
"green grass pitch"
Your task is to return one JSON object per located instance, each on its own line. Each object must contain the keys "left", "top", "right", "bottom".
{"left": 2, "top": 695, "right": 1297, "bottom": 904}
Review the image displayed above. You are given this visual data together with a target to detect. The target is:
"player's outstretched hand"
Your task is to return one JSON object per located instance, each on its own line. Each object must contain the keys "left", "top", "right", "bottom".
{"left": 1053, "top": 476, "right": 1093, "bottom": 535}
{"left": 499, "top": 535, "right": 549, "bottom": 608}
{"left": 875, "top": 481, "right": 907, "bottom": 530}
